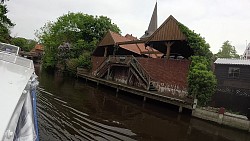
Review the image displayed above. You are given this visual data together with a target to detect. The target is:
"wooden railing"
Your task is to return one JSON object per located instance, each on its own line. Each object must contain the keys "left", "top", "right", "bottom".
{"left": 109, "top": 55, "right": 132, "bottom": 65}
{"left": 95, "top": 55, "right": 132, "bottom": 77}
{"left": 94, "top": 55, "right": 152, "bottom": 90}
{"left": 130, "top": 56, "right": 151, "bottom": 90}
{"left": 94, "top": 57, "right": 109, "bottom": 77}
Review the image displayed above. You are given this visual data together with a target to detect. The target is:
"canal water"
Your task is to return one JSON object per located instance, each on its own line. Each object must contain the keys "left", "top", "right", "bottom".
{"left": 36, "top": 68, "right": 250, "bottom": 141}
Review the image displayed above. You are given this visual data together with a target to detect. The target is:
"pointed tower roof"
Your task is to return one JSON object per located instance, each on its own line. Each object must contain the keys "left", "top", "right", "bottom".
{"left": 141, "top": 2, "right": 158, "bottom": 39}
{"left": 146, "top": 15, "right": 187, "bottom": 43}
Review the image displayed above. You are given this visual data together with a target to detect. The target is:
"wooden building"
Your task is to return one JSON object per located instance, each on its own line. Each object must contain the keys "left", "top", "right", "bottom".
{"left": 214, "top": 58, "right": 250, "bottom": 89}
{"left": 213, "top": 58, "right": 250, "bottom": 114}
{"left": 91, "top": 12, "right": 194, "bottom": 99}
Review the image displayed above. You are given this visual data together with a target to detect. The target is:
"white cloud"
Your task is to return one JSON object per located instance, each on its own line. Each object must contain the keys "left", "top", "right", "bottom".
{"left": 6, "top": 0, "right": 250, "bottom": 54}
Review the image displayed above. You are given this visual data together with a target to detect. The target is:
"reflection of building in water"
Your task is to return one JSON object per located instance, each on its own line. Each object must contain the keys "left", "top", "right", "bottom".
{"left": 243, "top": 43, "right": 250, "bottom": 59}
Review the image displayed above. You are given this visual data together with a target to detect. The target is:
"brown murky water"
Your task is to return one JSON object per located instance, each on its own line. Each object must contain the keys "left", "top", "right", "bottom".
{"left": 36, "top": 68, "right": 250, "bottom": 141}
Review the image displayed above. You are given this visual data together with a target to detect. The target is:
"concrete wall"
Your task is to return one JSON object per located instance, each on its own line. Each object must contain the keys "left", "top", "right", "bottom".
{"left": 190, "top": 117, "right": 250, "bottom": 141}
{"left": 192, "top": 108, "right": 250, "bottom": 132}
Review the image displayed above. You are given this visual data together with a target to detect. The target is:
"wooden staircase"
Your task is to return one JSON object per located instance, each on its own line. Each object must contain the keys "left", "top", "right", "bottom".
{"left": 94, "top": 55, "right": 157, "bottom": 91}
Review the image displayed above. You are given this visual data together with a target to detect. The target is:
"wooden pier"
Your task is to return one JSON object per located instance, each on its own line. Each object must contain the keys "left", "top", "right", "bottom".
{"left": 77, "top": 69, "right": 194, "bottom": 112}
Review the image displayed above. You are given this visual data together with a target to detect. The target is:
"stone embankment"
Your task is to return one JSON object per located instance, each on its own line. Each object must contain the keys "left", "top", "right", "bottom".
{"left": 192, "top": 107, "right": 250, "bottom": 132}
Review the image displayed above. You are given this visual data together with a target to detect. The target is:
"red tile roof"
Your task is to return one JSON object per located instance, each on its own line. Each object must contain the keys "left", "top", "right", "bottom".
{"left": 95, "top": 31, "right": 163, "bottom": 58}
{"left": 35, "top": 44, "right": 44, "bottom": 51}
{"left": 112, "top": 33, "right": 162, "bottom": 58}
{"left": 98, "top": 30, "right": 130, "bottom": 46}
{"left": 125, "top": 34, "right": 138, "bottom": 41}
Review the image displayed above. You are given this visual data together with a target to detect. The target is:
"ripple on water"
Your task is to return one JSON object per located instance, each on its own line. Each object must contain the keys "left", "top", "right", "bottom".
{"left": 37, "top": 89, "right": 137, "bottom": 141}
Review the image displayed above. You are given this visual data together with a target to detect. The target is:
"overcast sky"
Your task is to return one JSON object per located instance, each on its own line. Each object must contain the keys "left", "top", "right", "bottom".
{"left": 5, "top": 0, "right": 250, "bottom": 54}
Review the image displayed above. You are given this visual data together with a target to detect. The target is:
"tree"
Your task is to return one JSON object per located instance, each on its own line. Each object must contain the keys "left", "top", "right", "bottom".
{"left": 10, "top": 37, "right": 37, "bottom": 51}
{"left": 36, "top": 12, "right": 120, "bottom": 70}
{"left": 215, "top": 40, "right": 240, "bottom": 59}
{"left": 0, "top": 3, "right": 14, "bottom": 43}
{"left": 1, "top": 0, "right": 7, "bottom": 3}
{"left": 179, "top": 23, "right": 217, "bottom": 106}
{"left": 188, "top": 56, "right": 217, "bottom": 106}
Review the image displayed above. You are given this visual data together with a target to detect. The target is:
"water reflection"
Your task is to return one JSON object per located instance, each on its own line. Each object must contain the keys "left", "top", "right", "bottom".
{"left": 36, "top": 69, "right": 250, "bottom": 141}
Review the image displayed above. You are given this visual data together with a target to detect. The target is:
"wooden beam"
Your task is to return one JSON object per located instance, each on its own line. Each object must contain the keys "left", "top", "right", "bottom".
{"left": 104, "top": 47, "right": 108, "bottom": 57}
{"left": 165, "top": 42, "right": 174, "bottom": 59}
{"left": 140, "top": 51, "right": 162, "bottom": 54}
{"left": 117, "top": 40, "right": 145, "bottom": 45}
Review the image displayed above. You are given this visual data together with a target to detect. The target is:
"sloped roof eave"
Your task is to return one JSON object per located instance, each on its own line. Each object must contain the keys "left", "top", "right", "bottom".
{"left": 97, "top": 30, "right": 116, "bottom": 47}
{"left": 145, "top": 15, "right": 187, "bottom": 44}
{"left": 214, "top": 58, "right": 250, "bottom": 66}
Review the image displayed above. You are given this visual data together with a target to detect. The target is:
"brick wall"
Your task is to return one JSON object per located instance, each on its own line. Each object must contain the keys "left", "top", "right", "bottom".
{"left": 91, "top": 56, "right": 191, "bottom": 97}
{"left": 138, "top": 58, "right": 191, "bottom": 96}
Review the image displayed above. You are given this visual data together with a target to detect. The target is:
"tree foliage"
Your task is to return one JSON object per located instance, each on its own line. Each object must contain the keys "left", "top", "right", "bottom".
{"left": 179, "top": 23, "right": 217, "bottom": 106}
{"left": 188, "top": 56, "right": 217, "bottom": 106}
{"left": 1, "top": 0, "right": 8, "bottom": 3}
{"left": 215, "top": 40, "right": 240, "bottom": 59}
{"left": 36, "top": 12, "right": 120, "bottom": 70}
{"left": 0, "top": 3, "right": 14, "bottom": 43}
{"left": 10, "top": 37, "right": 37, "bottom": 51}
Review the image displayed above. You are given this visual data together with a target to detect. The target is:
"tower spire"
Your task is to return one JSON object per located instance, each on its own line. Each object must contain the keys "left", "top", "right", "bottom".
{"left": 141, "top": 2, "right": 158, "bottom": 39}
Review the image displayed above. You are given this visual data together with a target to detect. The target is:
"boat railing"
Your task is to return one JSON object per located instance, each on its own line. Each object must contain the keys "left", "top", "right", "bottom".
{"left": 0, "top": 42, "right": 33, "bottom": 69}
{"left": 0, "top": 42, "right": 19, "bottom": 55}
{"left": 0, "top": 52, "right": 34, "bottom": 69}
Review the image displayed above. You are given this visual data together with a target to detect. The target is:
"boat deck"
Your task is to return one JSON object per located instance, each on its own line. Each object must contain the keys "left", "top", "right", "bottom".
{"left": 0, "top": 52, "right": 34, "bottom": 139}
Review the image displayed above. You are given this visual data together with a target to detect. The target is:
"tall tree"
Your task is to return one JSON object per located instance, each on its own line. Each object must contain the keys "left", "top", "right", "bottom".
{"left": 215, "top": 40, "right": 240, "bottom": 58}
{"left": 36, "top": 12, "right": 120, "bottom": 70}
{"left": 0, "top": 3, "right": 14, "bottom": 43}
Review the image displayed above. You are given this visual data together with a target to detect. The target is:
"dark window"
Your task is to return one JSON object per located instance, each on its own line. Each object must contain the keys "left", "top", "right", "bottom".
{"left": 228, "top": 67, "right": 240, "bottom": 78}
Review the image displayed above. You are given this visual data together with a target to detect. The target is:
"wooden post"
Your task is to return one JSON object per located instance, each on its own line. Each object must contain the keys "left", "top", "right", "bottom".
{"left": 107, "top": 67, "right": 110, "bottom": 80}
{"left": 116, "top": 87, "right": 119, "bottom": 98}
{"left": 164, "top": 42, "right": 173, "bottom": 59}
{"left": 97, "top": 81, "right": 99, "bottom": 88}
{"left": 179, "top": 106, "right": 183, "bottom": 113}
{"left": 177, "top": 114, "right": 181, "bottom": 121}
{"left": 104, "top": 47, "right": 108, "bottom": 57}
{"left": 113, "top": 45, "right": 118, "bottom": 55}
{"left": 116, "top": 87, "right": 119, "bottom": 93}
{"left": 126, "top": 68, "right": 131, "bottom": 84}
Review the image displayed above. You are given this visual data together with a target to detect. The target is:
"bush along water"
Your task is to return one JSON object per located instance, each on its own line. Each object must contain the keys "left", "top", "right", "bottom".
{"left": 178, "top": 23, "right": 217, "bottom": 106}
